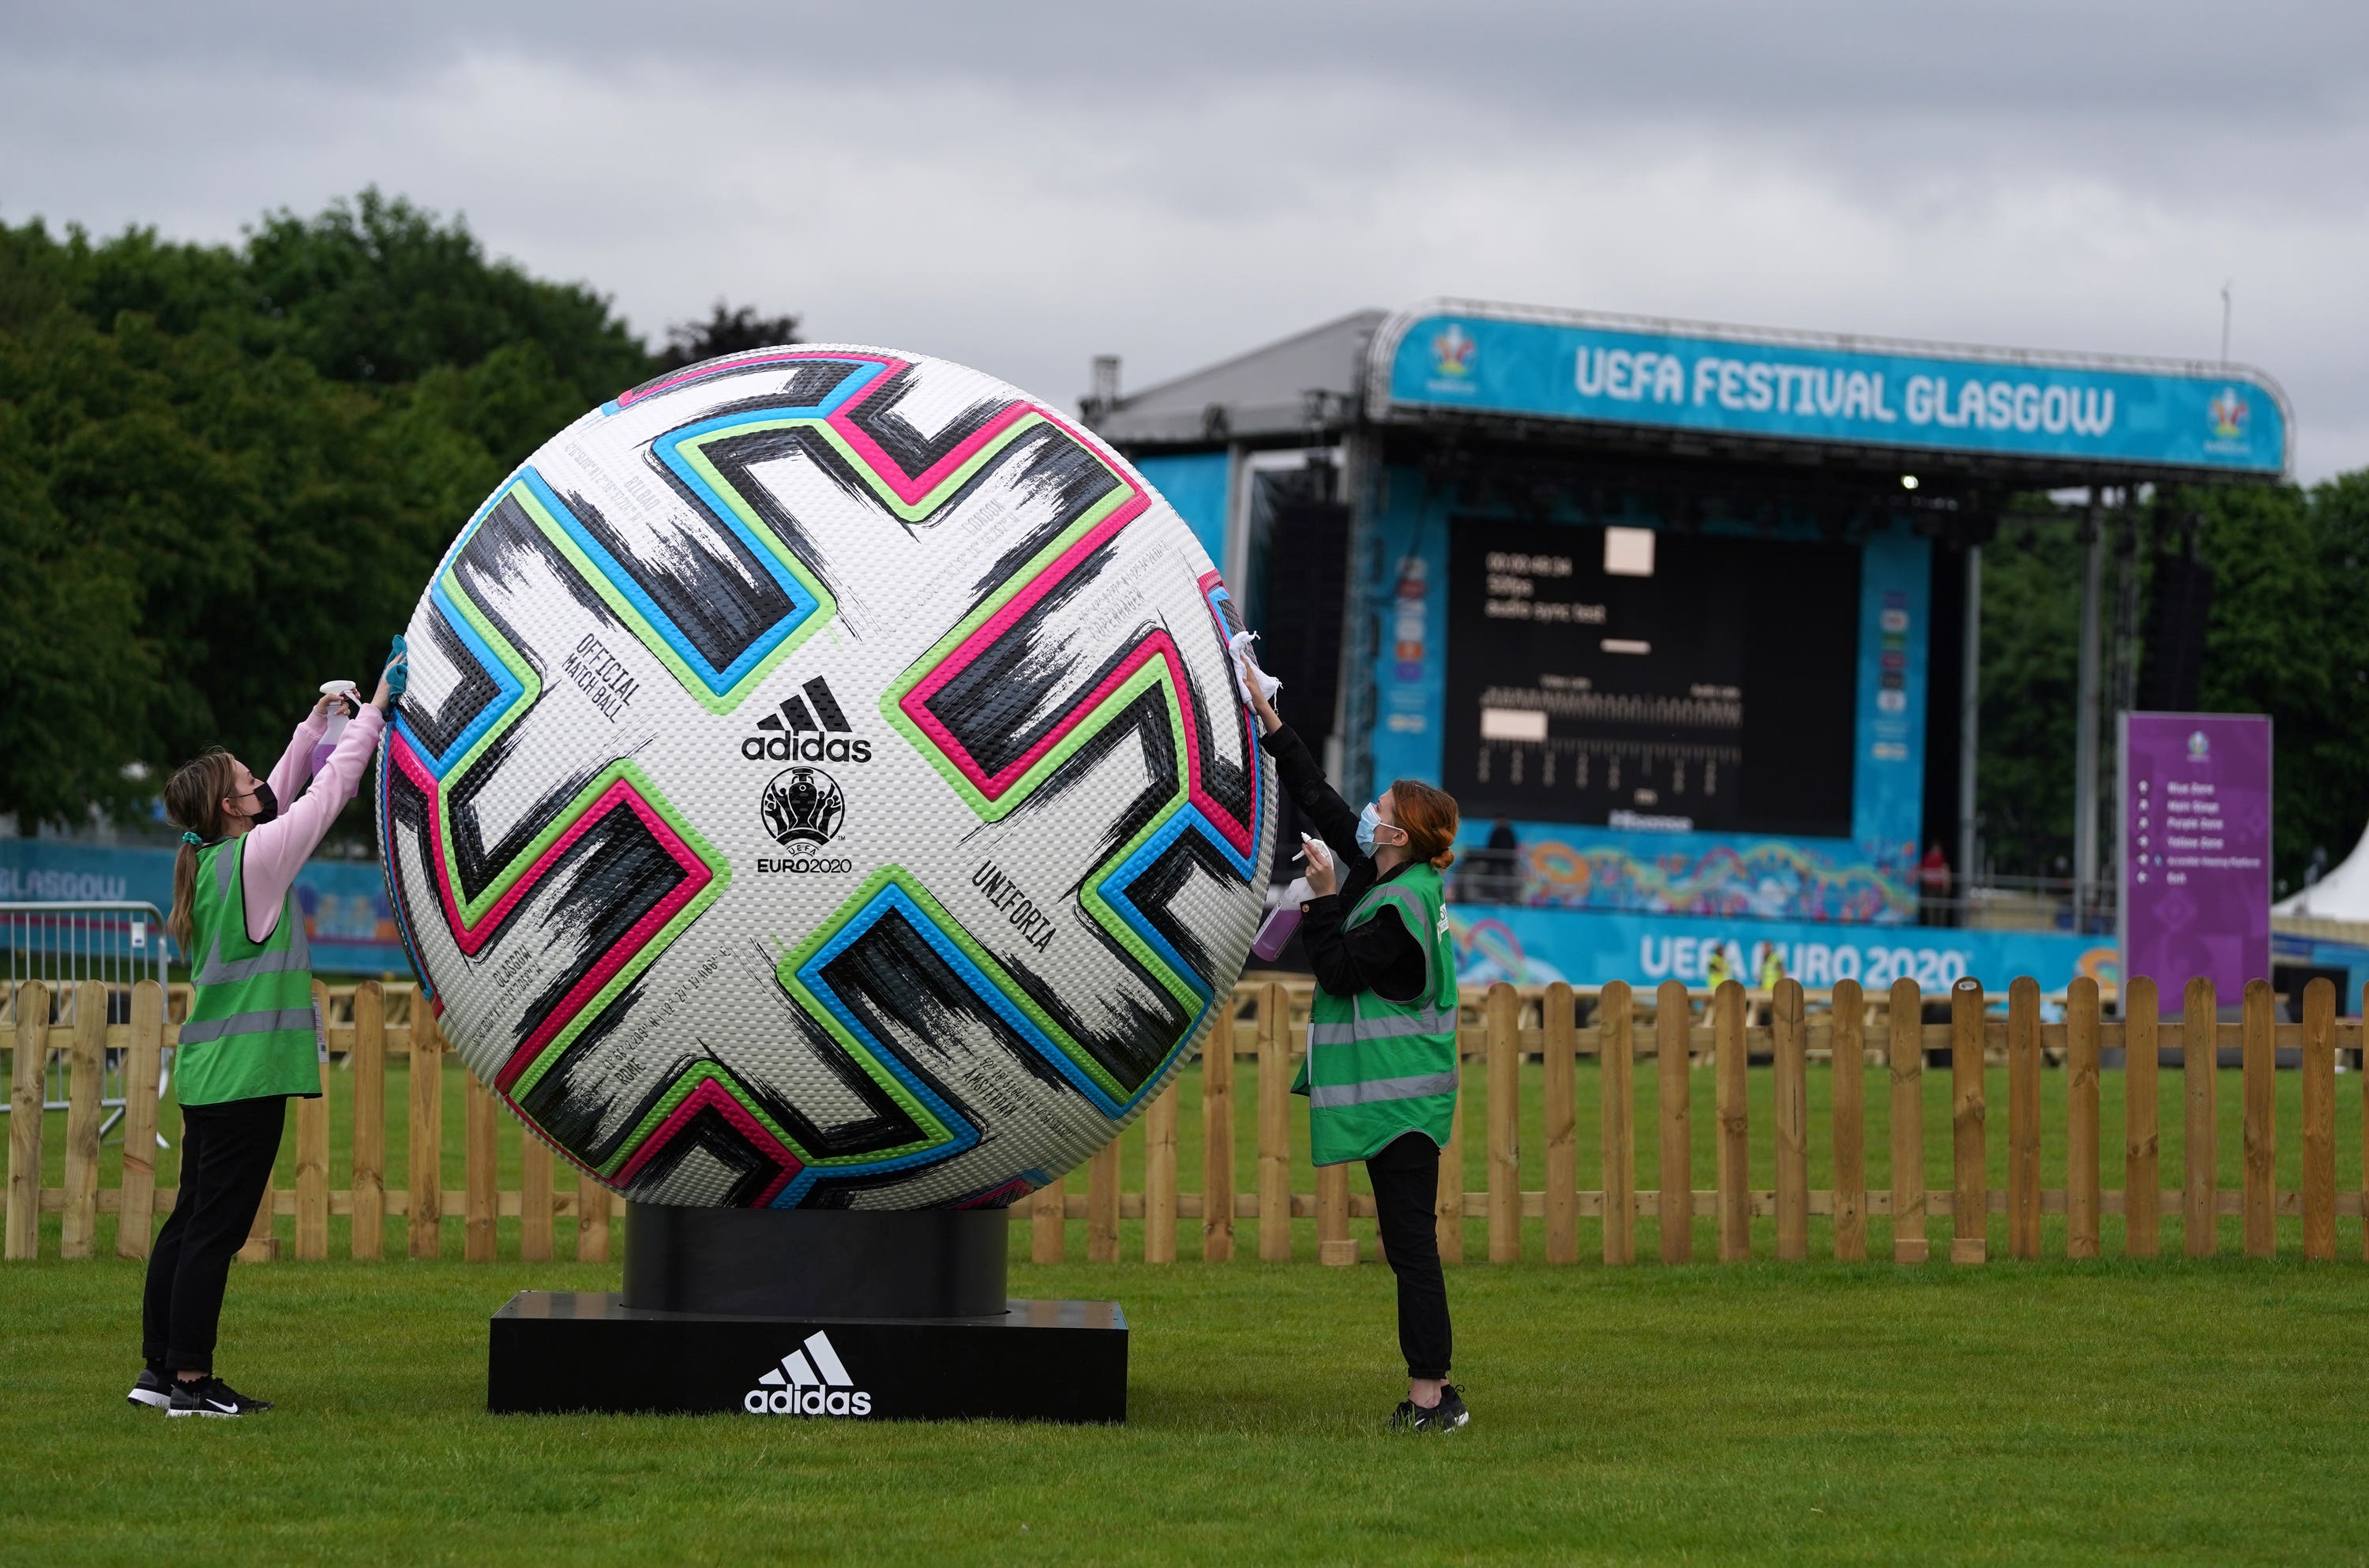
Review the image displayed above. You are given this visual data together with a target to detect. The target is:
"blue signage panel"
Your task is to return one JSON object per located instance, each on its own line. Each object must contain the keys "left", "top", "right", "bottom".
{"left": 1451, "top": 902, "right": 2123, "bottom": 999}
{"left": 1376, "top": 303, "right": 2289, "bottom": 475}
{"left": 0, "top": 839, "right": 415, "bottom": 977}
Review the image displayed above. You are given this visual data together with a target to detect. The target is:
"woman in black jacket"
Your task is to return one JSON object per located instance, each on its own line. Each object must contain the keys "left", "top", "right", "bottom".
{"left": 1242, "top": 656, "right": 1470, "bottom": 1433}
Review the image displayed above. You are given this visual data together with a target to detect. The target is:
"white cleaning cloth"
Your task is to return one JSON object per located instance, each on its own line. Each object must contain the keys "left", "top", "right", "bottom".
{"left": 1227, "top": 629, "right": 1282, "bottom": 704}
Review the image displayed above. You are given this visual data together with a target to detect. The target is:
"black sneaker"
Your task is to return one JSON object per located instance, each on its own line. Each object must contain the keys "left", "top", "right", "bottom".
{"left": 127, "top": 1368, "right": 171, "bottom": 1410}
{"left": 1388, "top": 1383, "right": 1470, "bottom": 1433}
{"left": 167, "top": 1376, "right": 272, "bottom": 1418}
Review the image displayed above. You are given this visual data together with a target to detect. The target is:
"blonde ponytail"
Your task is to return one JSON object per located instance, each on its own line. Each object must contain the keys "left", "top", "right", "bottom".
{"left": 163, "top": 748, "right": 239, "bottom": 953}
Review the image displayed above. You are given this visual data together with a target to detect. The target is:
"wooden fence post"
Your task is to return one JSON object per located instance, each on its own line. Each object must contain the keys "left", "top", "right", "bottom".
{"left": 2242, "top": 978, "right": 2277, "bottom": 1258}
{"left": 465, "top": 1072, "right": 498, "bottom": 1262}
{"left": 1657, "top": 980, "right": 1691, "bottom": 1263}
{"left": 2184, "top": 977, "right": 2217, "bottom": 1258}
{"left": 1143, "top": 1079, "right": 1177, "bottom": 1263}
{"left": 2007, "top": 976, "right": 2040, "bottom": 1259}
{"left": 1888, "top": 977, "right": 1926, "bottom": 1263}
{"left": 2123, "top": 977, "right": 2161, "bottom": 1259}
{"left": 2067, "top": 977, "right": 2101, "bottom": 1259}
{"left": 351, "top": 981, "right": 385, "bottom": 1261}
{"left": 1714, "top": 981, "right": 1749, "bottom": 1262}
{"left": 1544, "top": 981, "right": 1578, "bottom": 1265}
{"left": 1436, "top": 1056, "right": 1466, "bottom": 1265}
{"left": 410, "top": 1001, "right": 444, "bottom": 1260}
{"left": 1257, "top": 980, "right": 1292, "bottom": 1262}
{"left": 1487, "top": 982, "right": 1521, "bottom": 1262}
{"left": 1316, "top": 1163, "right": 1353, "bottom": 1266}
{"left": 578, "top": 1180, "right": 612, "bottom": 1263}
{"left": 1203, "top": 995, "right": 1238, "bottom": 1262}
{"left": 60, "top": 982, "right": 107, "bottom": 1260}
{"left": 295, "top": 981, "right": 331, "bottom": 1262}
{"left": 118, "top": 980, "right": 164, "bottom": 1259}
{"left": 1949, "top": 977, "right": 1987, "bottom": 1266}
{"left": 1031, "top": 1176, "right": 1066, "bottom": 1263}
{"left": 6, "top": 981, "right": 47, "bottom": 1260}
{"left": 1771, "top": 979, "right": 1807, "bottom": 1262}
{"left": 1598, "top": 981, "right": 1635, "bottom": 1267}
{"left": 1086, "top": 1140, "right": 1120, "bottom": 1262}
{"left": 520, "top": 1132, "right": 555, "bottom": 1264}
{"left": 237, "top": 1173, "right": 278, "bottom": 1263}
{"left": 1830, "top": 978, "right": 1866, "bottom": 1262}
{"left": 2300, "top": 977, "right": 2336, "bottom": 1262}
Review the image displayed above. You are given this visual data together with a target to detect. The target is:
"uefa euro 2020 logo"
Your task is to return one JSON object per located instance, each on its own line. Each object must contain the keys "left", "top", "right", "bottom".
{"left": 2187, "top": 730, "right": 2211, "bottom": 763}
{"left": 2207, "top": 388, "right": 2248, "bottom": 441}
{"left": 1432, "top": 324, "right": 1475, "bottom": 378}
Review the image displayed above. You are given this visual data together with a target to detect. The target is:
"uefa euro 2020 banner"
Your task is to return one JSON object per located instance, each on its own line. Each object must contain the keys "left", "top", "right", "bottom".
{"left": 1374, "top": 301, "right": 2290, "bottom": 476}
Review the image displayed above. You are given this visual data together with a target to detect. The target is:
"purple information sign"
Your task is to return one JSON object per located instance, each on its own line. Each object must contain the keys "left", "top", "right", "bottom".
{"left": 2119, "top": 712, "right": 2272, "bottom": 1011}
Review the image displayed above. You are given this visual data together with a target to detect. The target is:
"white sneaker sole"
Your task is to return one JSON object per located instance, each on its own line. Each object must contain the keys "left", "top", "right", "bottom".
{"left": 127, "top": 1389, "right": 171, "bottom": 1409}
{"left": 165, "top": 1405, "right": 243, "bottom": 1418}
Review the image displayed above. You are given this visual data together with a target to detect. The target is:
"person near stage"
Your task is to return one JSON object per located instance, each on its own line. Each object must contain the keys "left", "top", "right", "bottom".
{"left": 1239, "top": 649, "right": 1470, "bottom": 1433}
{"left": 136, "top": 650, "right": 402, "bottom": 1418}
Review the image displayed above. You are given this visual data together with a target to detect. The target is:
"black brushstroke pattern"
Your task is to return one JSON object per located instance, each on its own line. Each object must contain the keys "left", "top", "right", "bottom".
{"left": 986, "top": 685, "right": 1194, "bottom": 1093}
{"left": 923, "top": 538, "right": 1136, "bottom": 778}
{"left": 818, "top": 906, "right": 1068, "bottom": 1095}
{"left": 1126, "top": 827, "right": 1239, "bottom": 986}
{"left": 839, "top": 361, "right": 1015, "bottom": 478}
{"left": 457, "top": 490, "right": 622, "bottom": 638}
{"left": 400, "top": 603, "right": 500, "bottom": 760}
{"left": 962, "top": 423, "right": 1127, "bottom": 602}
{"left": 514, "top": 975, "right": 654, "bottom": 1166}
{"left": 554, "top": 478, "right": 795, "bottom": 678}
{"left": 501, "top": 806, "right": 687, "bottom": 1061}
{"left": 615, "top": 356, "right": 862, "bottom": 410}
{"left": 618, "top": 1097, "right": 782, "bottom": 1209}
{"left": 442, "top": 722, "right": 608, "bottom": 907}
{"left": 381, "top": 754, "right": 441, "bottom": 995}
{"left": 1172, "top": 640, "right": 1256, "bottom": 847}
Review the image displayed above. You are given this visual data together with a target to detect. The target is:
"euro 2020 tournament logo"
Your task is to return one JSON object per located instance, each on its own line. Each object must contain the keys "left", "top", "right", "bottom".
{"left": 2187, "top": 730, "right": 2211, "bottom": 763}
{"left": 762, "top": 766, "right": 844, "bottom": 846}
{"left": 2207, "top": 388, "right": 2249, "bottom": 442}
{"left": 1432, "top": 324, "right": 1475, "bottom": 378}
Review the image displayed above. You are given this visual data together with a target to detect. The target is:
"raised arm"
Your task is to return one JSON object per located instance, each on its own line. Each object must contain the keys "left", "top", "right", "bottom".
{"left": 238, "top": 657, "right": 401, "bottom": 942}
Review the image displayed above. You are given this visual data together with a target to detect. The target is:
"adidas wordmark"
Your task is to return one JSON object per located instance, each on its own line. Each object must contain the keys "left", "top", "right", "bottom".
{"left": 744, "top": 1330, "right": 874, "bottom": 1417}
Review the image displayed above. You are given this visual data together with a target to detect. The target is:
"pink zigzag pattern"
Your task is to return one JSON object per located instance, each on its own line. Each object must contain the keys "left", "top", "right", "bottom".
{"left": 898, "top": 507, "right": 1257, "bottom": 859}
{"left": 385, "top": 730, "right": 714, "bottom": 1092}
{"left": 612, "top": 1075, "right": 804, "bottom": 1204}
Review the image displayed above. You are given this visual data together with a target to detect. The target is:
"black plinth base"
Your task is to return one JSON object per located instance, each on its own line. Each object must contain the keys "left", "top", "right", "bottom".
{"left": 488, "top": 1292, "right": 1127, "bottom": 1423}
{"left": 622, "top": 1201, "right": 1010, "bottom": 1319}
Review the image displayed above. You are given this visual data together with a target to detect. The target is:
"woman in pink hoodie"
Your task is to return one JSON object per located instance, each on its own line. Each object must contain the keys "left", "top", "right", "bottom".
{"left": 135, "top": 651, "right": 401, "bottom": 1418}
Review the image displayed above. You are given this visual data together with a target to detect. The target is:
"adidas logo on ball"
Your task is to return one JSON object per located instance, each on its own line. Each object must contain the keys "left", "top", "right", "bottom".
{"left": 742, "top": 1330, "right": 874, "bottom": 1417}
{"left": 742, "top": 677, "right": 873, "bottom": 763}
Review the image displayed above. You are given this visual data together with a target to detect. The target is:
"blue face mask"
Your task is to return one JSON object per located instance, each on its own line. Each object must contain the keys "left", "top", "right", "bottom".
{"left": 1357, "top": 802, "right": 1392, "bottom": 857}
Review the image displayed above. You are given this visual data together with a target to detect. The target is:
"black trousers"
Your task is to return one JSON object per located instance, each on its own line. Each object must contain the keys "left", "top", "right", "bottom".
{"left": 141, "top": 1094, "right": 285, "bottom": 1371}
{"left": 1367, "top": 1131, "right": 1452, "bottom": 1381}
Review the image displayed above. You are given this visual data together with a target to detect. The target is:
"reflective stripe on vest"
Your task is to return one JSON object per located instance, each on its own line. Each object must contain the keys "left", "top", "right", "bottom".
{"left": 1301, "top": 862, "right": 1459, "bottom": 1165}
{"left": 1308, "top": 1071, "right": 1460, "bottom": 1108}
{"left": 178, "top": 840, "right": 325, "bottom": 1105}
{"left": 1308, "top": 1003, "right": 1460, "bottom": 1045}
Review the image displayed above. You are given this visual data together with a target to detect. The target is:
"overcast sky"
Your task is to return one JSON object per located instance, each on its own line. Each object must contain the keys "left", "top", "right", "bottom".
{"left": 7, "top": 2, "right": 2366, "bottom": 478}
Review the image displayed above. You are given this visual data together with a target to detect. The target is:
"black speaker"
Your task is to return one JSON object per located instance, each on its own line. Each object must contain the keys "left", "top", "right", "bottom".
{"left": 2138, "top": 547, "right": 2213, "bottom": 713}
{"left": 1258, "top": 495, "right": 1351, "bottom": 764}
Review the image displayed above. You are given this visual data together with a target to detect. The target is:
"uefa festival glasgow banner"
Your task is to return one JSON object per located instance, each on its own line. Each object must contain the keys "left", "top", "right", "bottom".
{"left": 0, "top": 838, "right": 413, "bottom": 975}
{"left": 1372, "top": 301, "right": 2290, "bottom": 476}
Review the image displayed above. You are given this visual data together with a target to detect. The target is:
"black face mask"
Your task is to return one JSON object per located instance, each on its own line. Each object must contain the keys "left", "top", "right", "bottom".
{"left": 235, "top": 779, "right": 280, "bottom": 827}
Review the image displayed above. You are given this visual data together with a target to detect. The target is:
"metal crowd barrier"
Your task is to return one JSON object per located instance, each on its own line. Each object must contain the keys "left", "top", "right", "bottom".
{"left": 1, "top": 901, "right": 174, "bottom": 1142}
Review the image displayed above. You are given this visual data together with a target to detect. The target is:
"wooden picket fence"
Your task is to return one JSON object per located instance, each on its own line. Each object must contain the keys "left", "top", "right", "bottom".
{"left": 7, "top": 973, "right": 2367, "bottom": 1266}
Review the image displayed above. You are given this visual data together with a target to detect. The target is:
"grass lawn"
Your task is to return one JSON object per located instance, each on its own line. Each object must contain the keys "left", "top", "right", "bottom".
{"left": 4, "top": 1252, "right": 2367, "bottom": 1565}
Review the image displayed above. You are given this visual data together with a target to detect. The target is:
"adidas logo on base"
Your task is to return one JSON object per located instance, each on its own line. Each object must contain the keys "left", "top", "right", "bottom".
{"left": 744, "top": 1330, "right": 874, "bottom": 1417}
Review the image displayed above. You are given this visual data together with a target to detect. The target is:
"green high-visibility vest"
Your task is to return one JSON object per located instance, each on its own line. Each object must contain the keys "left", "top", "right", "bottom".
{"left": 1293, "top": 863, "right": 1459, "bottom": 1167}
{"left": 178, "top": 839, "right": 325, "bottom": 1106}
